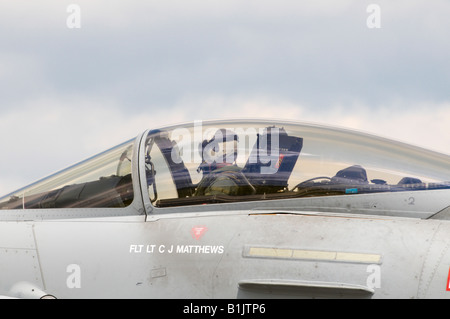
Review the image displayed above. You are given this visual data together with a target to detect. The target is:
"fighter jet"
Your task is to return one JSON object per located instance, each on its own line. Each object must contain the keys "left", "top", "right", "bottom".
{"left": 0, "top": 119, "right": 449, "bottom": 299}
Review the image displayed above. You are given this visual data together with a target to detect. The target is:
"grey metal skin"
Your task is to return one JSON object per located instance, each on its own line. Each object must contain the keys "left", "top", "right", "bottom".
{"left": 0, "top": 120, "right": 450, "bottom": 299}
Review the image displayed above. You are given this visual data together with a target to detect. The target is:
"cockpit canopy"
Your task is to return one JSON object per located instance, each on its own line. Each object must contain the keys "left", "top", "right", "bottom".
{"left": 0, "top": 139, "right": 134, "bottom": 209}
{"left": 0, "top": 120, "right": 449, "bottom": 212}
{"left": 145, "top": 120, "right": 450, "bottom": 207}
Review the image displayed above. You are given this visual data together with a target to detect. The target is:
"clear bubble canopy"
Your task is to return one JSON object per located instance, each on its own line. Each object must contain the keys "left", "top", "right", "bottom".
{"left": 1, "top": 120, "right": 449, "bottom": 211}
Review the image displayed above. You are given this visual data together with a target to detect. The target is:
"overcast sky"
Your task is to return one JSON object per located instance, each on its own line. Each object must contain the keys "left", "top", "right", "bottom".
{"left": 0, "top": 0, "right": 449, "bottom": 195}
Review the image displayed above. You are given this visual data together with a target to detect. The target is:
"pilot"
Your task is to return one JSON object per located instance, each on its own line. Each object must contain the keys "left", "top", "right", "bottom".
{"left": 195, "top": 129, "right": 255, "bottom": 197}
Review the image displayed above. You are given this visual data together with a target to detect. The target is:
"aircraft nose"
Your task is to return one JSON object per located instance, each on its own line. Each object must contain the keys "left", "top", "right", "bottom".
{"left": 6, "top": 281, "right": 56, "bottom": 299}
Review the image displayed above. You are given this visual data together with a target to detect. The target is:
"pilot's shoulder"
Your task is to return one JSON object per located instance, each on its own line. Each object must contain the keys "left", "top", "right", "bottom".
{"left": 214, "top": 164, "right": 242, "bottom": 173}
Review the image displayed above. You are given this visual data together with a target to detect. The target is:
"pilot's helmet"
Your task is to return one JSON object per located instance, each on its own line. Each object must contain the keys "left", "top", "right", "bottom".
{"left": 200, "top": 129, "right": 239, "bottom": 169}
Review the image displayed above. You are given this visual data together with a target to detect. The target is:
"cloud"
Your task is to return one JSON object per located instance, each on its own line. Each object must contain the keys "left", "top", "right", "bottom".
{"left": 2, "top": 0, "right": 450, "bottom": 110}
